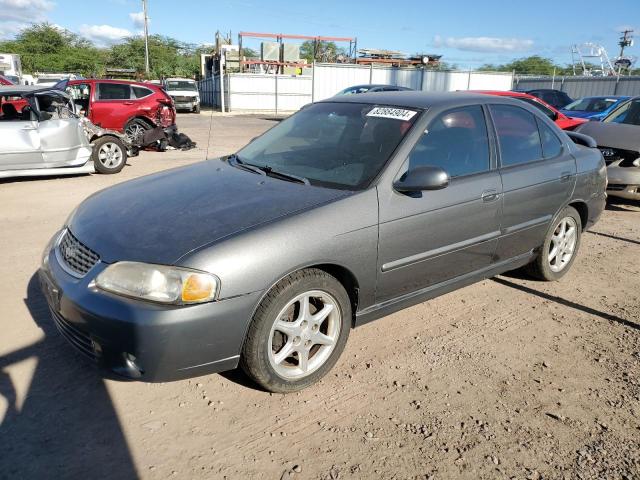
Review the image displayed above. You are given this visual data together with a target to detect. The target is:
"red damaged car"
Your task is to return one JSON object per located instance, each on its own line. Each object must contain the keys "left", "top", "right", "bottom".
{"left": 66, "top": 79, "right": 176, "bottom": 142}
{"left": 472, "top": 90, "right": 588, "bottom": 131}
{"left": 0, "top": 75, "right": 29, "bottom": 114}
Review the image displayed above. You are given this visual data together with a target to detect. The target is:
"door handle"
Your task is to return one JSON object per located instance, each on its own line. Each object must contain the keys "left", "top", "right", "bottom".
{"left": 481, "top": 189, "right": 500, "bottom": 202}
{"left": 22, "top": 125, "right": 37, "bottom": 131}
{"left": 560, "top": 172, "right": 572, "bottom": 183}
{"left": 123, "top": 101, "right": 134, "bottom": 105}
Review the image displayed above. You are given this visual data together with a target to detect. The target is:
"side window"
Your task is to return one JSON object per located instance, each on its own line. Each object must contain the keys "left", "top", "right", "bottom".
{"left": 97, "top": 83, "right": 132, "bottom": 100}
{"left": 536, "top": 118, "right": 563, "bottom": 158}
{"left": 407, "top": 105, "right": 490, "bottom": 177}
{"left": 132, "top": 86, "right": 152, "bottom": 98}
{"left": 491, "top": 104, "right": 543, "bottom": 167}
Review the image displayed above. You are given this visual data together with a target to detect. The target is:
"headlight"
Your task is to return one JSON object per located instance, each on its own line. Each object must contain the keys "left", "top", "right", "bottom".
{"left": 41, "top": 230, "right": 63, "bottom": 269}
{"left": 95, "top": 262, "right": 219, "bottom": 305}
{"left": 633, "top": 158, "right": 640, "bottom": 167}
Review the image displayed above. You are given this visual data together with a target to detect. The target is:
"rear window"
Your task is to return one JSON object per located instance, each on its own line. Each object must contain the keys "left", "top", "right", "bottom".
{"left": 97, "top": 83, "right": 131, "bottom": 100}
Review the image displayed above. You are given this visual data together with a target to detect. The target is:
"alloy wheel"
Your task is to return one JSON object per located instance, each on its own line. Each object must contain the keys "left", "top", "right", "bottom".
{"left": 268, "top": 290, "right": 341, "bottom": 379}
{"left": 97, "top": 142, "right": 124, "bottom": 168}
{"left": 548, "top": 216, "right": 577, "bottom": 272}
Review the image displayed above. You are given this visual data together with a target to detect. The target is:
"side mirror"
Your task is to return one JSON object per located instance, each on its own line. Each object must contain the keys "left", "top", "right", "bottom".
{"left": 393, "top": 165, "right": 450, "bottom": 193}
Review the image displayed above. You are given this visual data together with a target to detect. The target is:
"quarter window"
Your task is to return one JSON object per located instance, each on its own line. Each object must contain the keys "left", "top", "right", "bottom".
{"left": 536, "top": 118, "right": 562, "bottom": 159}
{"left": 491, "top": 104, "right": 542, "bottom": 167}
{"left": 407, "top": 105, "right": 490, "bottom": 177}
{"left": 97, "top": 83, "right": 131, "bottom": 100}
{"left": 132, "top": 86, "right": 153, "bottom": 98}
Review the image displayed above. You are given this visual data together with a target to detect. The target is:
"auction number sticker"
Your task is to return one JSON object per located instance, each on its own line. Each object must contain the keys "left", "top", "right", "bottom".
{"left": 367, "top": 107, "right": 417, "bottom": 121}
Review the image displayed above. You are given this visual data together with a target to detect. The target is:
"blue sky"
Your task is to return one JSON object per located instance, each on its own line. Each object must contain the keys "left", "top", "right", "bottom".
{"left": 1, "top": 0, "right": 639, "bottom": 69}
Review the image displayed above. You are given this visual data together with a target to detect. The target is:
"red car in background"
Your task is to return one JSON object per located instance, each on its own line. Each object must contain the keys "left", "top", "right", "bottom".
{"left": 0, "top": 75, "right": 30, "bottom": 115}
{"left": 66, "top": 79, "right": 176, "bottom": 141}
{"left": 472, "top": 90, "right": 588, "bottom": 131}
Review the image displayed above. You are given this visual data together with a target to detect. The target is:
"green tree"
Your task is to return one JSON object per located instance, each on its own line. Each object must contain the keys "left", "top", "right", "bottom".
{"left": 299, "top": 40, "right": 345, "bottom": 63}
{"left": 0, "top": 23, "right": 106, "bottom": 76}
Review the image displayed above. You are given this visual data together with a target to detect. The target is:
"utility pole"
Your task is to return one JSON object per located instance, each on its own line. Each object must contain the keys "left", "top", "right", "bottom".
{"left": 142, "top": 0, "right": 150, "bottom": 76}
{"left": 618, "top": 29, "right": 634, "bottom": 58}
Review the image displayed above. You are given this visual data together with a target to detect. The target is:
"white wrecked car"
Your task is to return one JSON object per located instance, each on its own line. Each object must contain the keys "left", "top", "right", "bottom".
{"left": 0, "top": 84, "right": 136, "bottom": 179}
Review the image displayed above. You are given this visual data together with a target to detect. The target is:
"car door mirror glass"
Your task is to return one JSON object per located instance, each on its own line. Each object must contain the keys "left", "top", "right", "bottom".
{"left": 393, "top": 165, "right": 450, "bottom": 192}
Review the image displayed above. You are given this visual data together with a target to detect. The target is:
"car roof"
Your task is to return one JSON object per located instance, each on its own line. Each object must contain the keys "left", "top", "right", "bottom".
{"left": 321, "top": 90, "right": 519, "bottom": 109}
{"left": 472, "top": 90, "right": 535, "bottom": 99}
{"left": 0, "top": 85, "right": 70, "bottom": 97}
{"left": 68, "top": 78, "right": 159, "bottom": 89}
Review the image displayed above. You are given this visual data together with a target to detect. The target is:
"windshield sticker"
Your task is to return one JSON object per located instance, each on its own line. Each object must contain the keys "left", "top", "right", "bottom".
{"left": 367, "top": 107, "right": 417, "bottom": 121}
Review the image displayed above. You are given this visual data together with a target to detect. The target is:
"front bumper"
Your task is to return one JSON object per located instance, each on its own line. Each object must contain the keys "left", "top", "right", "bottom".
{"left": 39, "top": 239, "right": 263, "bottom": 382}
{"left": 606, "top": 165, "right": 640, "bottom": 200}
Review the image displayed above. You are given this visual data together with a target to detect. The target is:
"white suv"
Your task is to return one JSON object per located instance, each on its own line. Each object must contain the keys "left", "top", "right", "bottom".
{"left": 164, "top": 78, "right": 200, "bottom": 113}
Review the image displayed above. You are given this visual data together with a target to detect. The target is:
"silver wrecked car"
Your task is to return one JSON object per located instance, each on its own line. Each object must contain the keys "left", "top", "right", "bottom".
{"left": 0, "top": 84, "right": 133, "bottom": 179}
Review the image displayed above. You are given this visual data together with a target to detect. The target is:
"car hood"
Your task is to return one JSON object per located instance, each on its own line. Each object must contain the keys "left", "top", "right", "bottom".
{"left": 167, "top": 90, "right": 199, "bottom": 97}
{"left": 68, "top": 159, "right": 351, "bottom": 265}
{"left": 575, "top": 121, "right": 640, "bottom": 152}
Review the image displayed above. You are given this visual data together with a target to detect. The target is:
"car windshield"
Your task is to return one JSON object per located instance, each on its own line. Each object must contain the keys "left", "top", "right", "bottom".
{"left": 563, "top": 97, "right": 618, "bottom": 112}
{"left": 235, "top": 102, "right": 420, "bottom": 190}
{"left": 604, "top": 98, "right": 640, "bottom": 125}
{"left": 166, "top": 81, "right": 197, "bottom": 91}
{"left": 37, "top": 77, "right": 64, "bottom": 84}
{"left": 338, "top": 86, "right": 371, "bottom": 95}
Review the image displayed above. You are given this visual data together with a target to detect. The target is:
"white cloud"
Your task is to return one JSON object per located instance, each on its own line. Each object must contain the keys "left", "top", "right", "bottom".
{"left": 79, "top": 24, "right": 132, "bottom": 45}
{"left": 434, "top": 35, "right": 534, "bottom": 53}
{"left": 0, "top": 0, "right": 54, "bottom": 38}
{"left": 129, "top": 11, "right": 148, "bottom": 29}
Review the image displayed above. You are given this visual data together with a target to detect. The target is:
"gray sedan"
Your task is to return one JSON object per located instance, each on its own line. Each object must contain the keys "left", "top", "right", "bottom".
{"left": 40, "top": 92, "right": 606, "bottom": 392}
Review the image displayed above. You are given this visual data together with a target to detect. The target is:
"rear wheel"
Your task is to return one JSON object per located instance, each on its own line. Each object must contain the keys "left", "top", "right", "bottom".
{"left": 124, "top": 118, "right": 151, "bottom": 144}
{"left": 527, "top": 206, "right": 581, "bottom": 281}
{"left": 241, "top": 269, "right": 351, "bottom": 393}
{"left": 92, "top": 136, "right": 127, "bottom": 174}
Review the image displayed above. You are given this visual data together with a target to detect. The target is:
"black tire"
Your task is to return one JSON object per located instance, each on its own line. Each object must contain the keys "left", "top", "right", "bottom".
{"left": 526, "top": 206, "right": 582, "bottom": 281}
{"left": 240, "top": 269, "right": 352, "bottom": 393}
{"left": 194, "top": 104, "right": 200, "bottom": 114}
{"left": 91, "top": 136, "right": 127, "bottom": 174}
{"left": 124, "top": 118, "right": 151, "bottom": 144}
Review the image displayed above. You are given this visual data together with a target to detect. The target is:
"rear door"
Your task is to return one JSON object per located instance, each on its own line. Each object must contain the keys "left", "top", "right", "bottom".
{"left": 489, "top": 104, "right": 576, "bottom": 261}
{"left": 38, "top": 117, "right": 92, "bottom": 167}
{"left": 90, "top": 82, "right": 133, "bottom": 131}
{"left": 376, "top": 104, "right": 502, "bottom": 302}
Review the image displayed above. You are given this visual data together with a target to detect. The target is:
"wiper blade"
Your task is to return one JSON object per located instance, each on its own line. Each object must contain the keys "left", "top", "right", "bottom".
{"left": 263, "top": 167, "right": 310, "bottom": 185}
{"left": 228, "top": 155, "right": 309, "bottom": 185}
{"left": 228, "top": 154, "right": 266, "bottom": 176}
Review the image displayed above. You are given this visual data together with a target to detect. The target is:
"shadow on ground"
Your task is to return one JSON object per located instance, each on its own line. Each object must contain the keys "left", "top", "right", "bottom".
{"left": 0, "top": 273, "right": 138, "bottom": 479}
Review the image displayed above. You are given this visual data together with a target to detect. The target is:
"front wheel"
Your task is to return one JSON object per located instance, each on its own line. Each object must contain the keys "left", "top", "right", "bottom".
{"left": 527, "top": 206, "right": 582, "bottom": 281}
{"left": 193, "top": 104, "right": 200, "bottom": 114}
{"left": 240, "top": 269, "right": 351, "bottom": 393}
{"left": 92, "top": 136, "right": 127, "bottom": 174}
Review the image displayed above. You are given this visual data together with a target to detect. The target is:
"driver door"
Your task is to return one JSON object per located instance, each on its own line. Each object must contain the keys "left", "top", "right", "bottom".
{"left": 376, "top": 105, "right": 502, "bottom": 303}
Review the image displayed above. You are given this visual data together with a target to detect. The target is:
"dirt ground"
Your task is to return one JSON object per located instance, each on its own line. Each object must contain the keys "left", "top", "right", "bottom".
{"left": 0, "top": 112, "right": 638, "bottom": 480}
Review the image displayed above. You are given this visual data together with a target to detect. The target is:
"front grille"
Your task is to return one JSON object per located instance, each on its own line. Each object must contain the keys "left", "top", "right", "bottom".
{"left": 607, "top": 184, "right": 626, "bottom": 191}
{"left": 50, "top": 309, "right": 98, "bottom": 361}
{"left": 57, "top": 229, "right": 100, "bottom": 277}
{"left": 171, "top": 95, "right": 193, "bottom": 103}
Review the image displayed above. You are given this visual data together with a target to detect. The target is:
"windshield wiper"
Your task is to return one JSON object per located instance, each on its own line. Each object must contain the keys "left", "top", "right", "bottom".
{"left": 228, "top": 155, "right": 309, "bottom": 185}
{"left": 228, "top": 154, "right": 266, "bottom": 176}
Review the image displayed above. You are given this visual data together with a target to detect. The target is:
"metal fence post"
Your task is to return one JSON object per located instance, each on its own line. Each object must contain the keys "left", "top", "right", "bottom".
{"left": 467, "top": 70, "right": 472, "bottom": 90}
{"left": 614, "top": 75, "right": 620, "bottom": 95}
{"left": 220, "top": 74, "right": 226, "bottom": 114}
{"left": 275, "top": 75, "right": 278, "bottom": 116}
{"left": 311, "top": 61, "right": 316, "bottom": 102}
{"left": 369, "top": 63, "right": 373, "bottom": 83}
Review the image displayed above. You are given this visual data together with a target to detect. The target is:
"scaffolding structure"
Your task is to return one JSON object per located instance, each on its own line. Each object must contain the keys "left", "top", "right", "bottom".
{"left": 238, "top": 31, "right": 357, "bottom": 73}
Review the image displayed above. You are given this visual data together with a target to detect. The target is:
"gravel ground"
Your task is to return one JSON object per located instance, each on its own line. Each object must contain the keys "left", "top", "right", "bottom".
{"left": 0, "top": 112, "right": 638, "bottom": 480}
